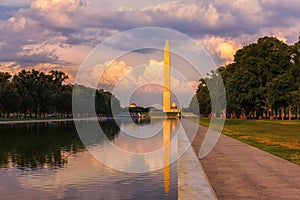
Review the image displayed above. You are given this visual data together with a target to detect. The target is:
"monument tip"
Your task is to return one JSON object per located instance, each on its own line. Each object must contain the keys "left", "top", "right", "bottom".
{"left": 164, "top": 40, "right": 169, "bottom": 49}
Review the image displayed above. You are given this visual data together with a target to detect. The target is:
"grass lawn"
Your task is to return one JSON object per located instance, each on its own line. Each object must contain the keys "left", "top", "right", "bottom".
{"left": 199, "top": 118, "right": 300, "bottom": 165}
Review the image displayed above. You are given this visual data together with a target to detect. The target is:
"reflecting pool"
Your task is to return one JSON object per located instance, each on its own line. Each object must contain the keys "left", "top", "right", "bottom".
{"left": 0, "top": 119, "right": 178, "bottom": 200}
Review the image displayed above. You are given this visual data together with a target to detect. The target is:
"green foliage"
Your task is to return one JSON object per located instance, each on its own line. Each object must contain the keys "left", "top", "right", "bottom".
{"left": 189, "top": 36, "right": 300, "bottom": 119}
{"left": 187, "top": 70, "right": 226, "bottom": 117}
{"left": 187, "top": 78, "right": 210, "bottom": 115}
{"left": 0, "top": 70, "right": 121, "bottom": 118}
{"left": 95, "top": 88, "right": 121, "bottom": 116}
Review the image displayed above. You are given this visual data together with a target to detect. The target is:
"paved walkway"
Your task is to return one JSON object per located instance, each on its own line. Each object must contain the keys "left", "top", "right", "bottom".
{"left": 191, "top": 125, "right": 300, "bottom": 200}
{"left": 178, "top": 123, "right": 217, "bottom": 200}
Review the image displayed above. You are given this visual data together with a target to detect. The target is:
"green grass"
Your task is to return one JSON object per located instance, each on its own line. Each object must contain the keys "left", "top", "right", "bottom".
{"left": 199, "top": 118, "right": 300, "bottom": 165}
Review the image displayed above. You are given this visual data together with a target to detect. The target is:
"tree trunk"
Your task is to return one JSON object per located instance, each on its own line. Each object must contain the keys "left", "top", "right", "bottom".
{"left": 281, "top": 106, "right": 285, "bottom": 120}
{"left": 270, "top": 108, "right": 274, "bottom": 120}
{"left": 297, "top": 107, "right": 300, "bottom": 120}
{"left": 288, "top": 105, "right": 292, "bottom": 120}
{"left": 221, "top": 109, "right": 226, "bottom": 119}
{"left": 258, "top": 109, "right": 263, "bottom": 119}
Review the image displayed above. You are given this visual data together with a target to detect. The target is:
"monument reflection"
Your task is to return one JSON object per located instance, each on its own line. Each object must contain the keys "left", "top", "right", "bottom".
{"left": 0, "top": 120, "right": 178, "bottom": 199}
{"left": 163, "top": 119, "right": 178, "bottom": 194}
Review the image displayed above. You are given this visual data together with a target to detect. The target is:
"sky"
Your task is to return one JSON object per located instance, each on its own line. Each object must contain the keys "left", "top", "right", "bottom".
{"left": 1, "top": 0, "right": 300, "bottom": 107}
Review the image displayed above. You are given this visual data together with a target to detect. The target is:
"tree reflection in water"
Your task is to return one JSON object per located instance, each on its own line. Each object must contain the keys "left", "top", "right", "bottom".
{"left": 0, "top": 120, "right": 120, "bottom": 169}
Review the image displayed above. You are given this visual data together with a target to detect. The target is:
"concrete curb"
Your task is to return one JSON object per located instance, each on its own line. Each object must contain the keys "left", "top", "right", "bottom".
{"left": 178, "top": 124, "right": 218, "bottom": 200}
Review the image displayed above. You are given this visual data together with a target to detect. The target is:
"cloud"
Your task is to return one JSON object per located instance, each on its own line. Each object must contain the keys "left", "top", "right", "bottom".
{"left": 0, "top": 0, "right": 31, "bottom": 7}
{"left": 0, "top": 62, "right": 78, "bottom": 84}
{"left": 100, "top": 60, "right": 133, "bottom": 88}
{"left": 0, "top": 6, "right": 24, "bottom": 20}
{"left": 217, "top": 42, "right": 239, "bottom": 63}
{"left": 1, "top": 0, "right": 300, "bottom": 83}
{"left": 31, "top": 0, "right": 84, "bottom": 11}
{"left": 196, "top": 36, "right": 242, "bottom": 65}
{"left": 112, "top": 59, "right": 195, "bottom": 93}
{"left": 261, "top": 0, "right": 300, "bottom": 14}
{"left": 107, "top": 59, "right": 196, "bottom": 107}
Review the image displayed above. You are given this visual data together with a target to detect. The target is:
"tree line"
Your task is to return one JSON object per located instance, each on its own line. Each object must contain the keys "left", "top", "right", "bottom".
{"left": 0, "top": 69, "right": 121, "bottom": 118}
{"left": 188, "top": 36, "right": 300, "bottom": 120}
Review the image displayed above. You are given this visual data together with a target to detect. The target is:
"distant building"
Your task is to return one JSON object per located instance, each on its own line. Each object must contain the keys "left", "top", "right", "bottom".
{"left": 129, "top": 103, "right": 137, "bottom": 108}
{"left": 171, "top": 102, "right": 177, "bottom": 109}
{"left": 129, "top": 103, "right": 150, "bottom": 116}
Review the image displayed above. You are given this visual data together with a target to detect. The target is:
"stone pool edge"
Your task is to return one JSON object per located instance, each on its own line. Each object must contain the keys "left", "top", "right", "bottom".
{"left": 178, "top": 127, "right": 218, "bottom": 200}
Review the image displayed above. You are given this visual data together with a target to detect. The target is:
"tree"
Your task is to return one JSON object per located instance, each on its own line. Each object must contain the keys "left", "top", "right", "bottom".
{"left": 0, "top": 72, "right": 12, "bottom": 116}
{"left": 187, "top": 78, "right": 211, "bottom": 116}
{"left": 223, "top": 37, "right": 291, "bottom": 119}
{"left": 1, "top": 69, "right": 121, "bottom": 118}
{"left": 0, "top": 72, "right": 20, "bottom": 117}
{"left": 13, "top": 70, "right": 34, "bottom": 117}
{"left": 48, "top": 70, "right": 69, "bottom": 115}
{"left": 289, "top": 37, "right": 300, "bottom": 119}
{"left": 95, "top": 89, "right": 121, "bottom": 116}
{"left": 267, "top": 72, "right": 296, "bottom": 120}
{"left": 56, "top": 84, "right": 73, "bottom": 116}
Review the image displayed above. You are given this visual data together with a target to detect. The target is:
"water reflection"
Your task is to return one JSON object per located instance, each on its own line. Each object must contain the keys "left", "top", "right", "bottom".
{"left": 0, "top": 120, "right": 119, "bottom": 169}
{"left": 0, "top": 119, "right": 177, "bottom": 200}
{"left": 91, "top": 118, "right": 179, "bottom": 173}
{"left": 164, "top": 119, "right": 171, "bottom": 194}
{"left": 131, "top": 117, "right": 151, "bottom": 126}
{"left": 163, "top": 119, "right": 178, "bottom": 195}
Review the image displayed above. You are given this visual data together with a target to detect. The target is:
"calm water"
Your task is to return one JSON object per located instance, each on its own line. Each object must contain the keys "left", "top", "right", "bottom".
{"left": 0, "top": 119, "right": 178, "bottom": 200}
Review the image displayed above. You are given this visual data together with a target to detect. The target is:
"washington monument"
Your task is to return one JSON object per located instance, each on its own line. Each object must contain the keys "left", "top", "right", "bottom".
{"left": 163, "top": 40, "right": 171, "bottom": 112}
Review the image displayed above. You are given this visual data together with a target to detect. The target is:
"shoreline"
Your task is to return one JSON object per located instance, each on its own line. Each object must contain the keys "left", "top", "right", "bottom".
{"left": 0, "top": 117, "right": 113, "bottom": 124}
{"left": 0, "top": 118, "right": 76, "bottom": 124}
{"left": 0, "top": 115, "right": 187, "bottom": 125}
